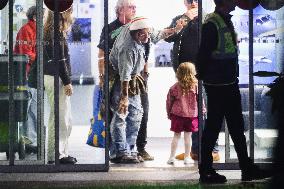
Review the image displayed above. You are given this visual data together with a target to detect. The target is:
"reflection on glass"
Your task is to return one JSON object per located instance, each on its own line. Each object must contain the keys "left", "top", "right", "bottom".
{"left": 0, "top": 2, "right": 9, "bottom": 162}
{"left": 252, "top": 5, "right": 282, "bottom": 162}
{"left": 65, "top": 0, "right": 105, "bottom": 165}
{"left": 12, "top": 2, "right": 39, "bottom": 161}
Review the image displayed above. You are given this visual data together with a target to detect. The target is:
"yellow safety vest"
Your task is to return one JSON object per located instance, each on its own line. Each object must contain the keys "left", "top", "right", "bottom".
{"left": 205, "top": 13, "right": 238, "bottom": 60}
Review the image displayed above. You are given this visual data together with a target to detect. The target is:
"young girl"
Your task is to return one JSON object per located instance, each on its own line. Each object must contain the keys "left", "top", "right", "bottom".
{"left": 166, "top": 62, "right": 199, "bottom": 164}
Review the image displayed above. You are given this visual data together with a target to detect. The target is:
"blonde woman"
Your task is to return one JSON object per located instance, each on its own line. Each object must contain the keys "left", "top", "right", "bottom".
{"left": 166, "top": 62, "right": 201, "bottom": 165}
{"left": 43, "top": 8, "right": 76, "bottom": 164}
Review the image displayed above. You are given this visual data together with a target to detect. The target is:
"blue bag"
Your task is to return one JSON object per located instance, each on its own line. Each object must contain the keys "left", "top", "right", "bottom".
{"left": 86, "top": 85, "right": 105, "bottom": 148}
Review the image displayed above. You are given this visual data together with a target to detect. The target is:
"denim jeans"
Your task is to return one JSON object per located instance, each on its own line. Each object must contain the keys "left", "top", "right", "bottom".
{"left": 22, "top": 87, "right": 37, "bottom": 146}
{"left": 110, "top": 81, "right": 143, "bottom": 158}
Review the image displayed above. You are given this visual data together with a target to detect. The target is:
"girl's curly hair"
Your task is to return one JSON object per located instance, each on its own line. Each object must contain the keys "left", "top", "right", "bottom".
{"left": 176, "top": 62, "right": 197, "bottom": 95}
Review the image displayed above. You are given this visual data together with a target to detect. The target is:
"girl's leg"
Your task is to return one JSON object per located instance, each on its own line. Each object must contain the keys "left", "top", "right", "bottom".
{"left": 184, "top": 132, "right": 192, "bottom": 158}
{"left": 169, "top": 132, "right": 181, "bottom": 159}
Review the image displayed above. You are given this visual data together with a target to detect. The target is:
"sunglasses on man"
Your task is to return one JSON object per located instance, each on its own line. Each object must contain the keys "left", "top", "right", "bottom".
{"left": 187, "top": 0, "right": 198, "bottom": 4}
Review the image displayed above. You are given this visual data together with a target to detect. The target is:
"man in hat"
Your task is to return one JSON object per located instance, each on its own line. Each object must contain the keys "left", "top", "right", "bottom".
{"left": 97, "top": 0, "right": 155, "bottom": 162}
{"left": 97, "top": 0, "right": 177, "bottom": 162}
{"left": 108, "top": 17, "right": 152, "bottom": 163}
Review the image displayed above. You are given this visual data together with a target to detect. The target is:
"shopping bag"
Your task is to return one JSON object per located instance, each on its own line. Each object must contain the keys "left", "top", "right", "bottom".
{"left": 86, "top": 85, "right": 105, "bottom": 148}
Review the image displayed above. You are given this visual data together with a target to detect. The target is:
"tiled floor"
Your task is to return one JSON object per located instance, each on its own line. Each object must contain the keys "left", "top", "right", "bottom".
{"left": 0, "top": 125, "right": 275, "bottom": 167}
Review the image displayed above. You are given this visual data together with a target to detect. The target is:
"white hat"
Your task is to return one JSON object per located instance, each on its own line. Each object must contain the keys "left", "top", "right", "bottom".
{"left": 129, "top": 17, "right": 150, "bottom": 31}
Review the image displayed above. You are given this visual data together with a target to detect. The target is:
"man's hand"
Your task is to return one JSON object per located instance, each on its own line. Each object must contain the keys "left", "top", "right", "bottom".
{"left": 64, "top": 84, "right": 73, "bottom": 96}
{"left": 162, "top": 28, "right": 176, "bottom": 38}
{"left": 118, "top": 96, "right": 129, "bottom": 114}
{"left": 174, "top": 18, "right": 187, "bottom": 33}
{"left": 99, "top": 74, "right": 104, "bottom": 88}
{"left": 119, "top": 81, "right": 129, "bottom": 114}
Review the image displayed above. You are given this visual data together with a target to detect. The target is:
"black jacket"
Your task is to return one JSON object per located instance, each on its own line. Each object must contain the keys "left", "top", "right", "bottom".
{"left": 165, "top": 14, "right": 199, "bottom": 72}
{"left": 44, "top": 33, "right": 72, "bottom": 86}
{"left": 196, "top": 11, "right": 239, "bottom": 85}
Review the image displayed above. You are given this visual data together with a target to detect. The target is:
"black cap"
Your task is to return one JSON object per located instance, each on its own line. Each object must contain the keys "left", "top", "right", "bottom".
{"left": 44, "top": 0, "right": 73, "bottom": 12}
{"left": 0, "top": 0, "right": 8, "bottom": 10}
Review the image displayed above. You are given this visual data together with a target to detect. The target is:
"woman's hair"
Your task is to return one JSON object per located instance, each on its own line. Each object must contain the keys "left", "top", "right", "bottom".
{"left": 176, "top": 62, "right": 197, "bottom": 95}
{"left": 44, "top": 8, "right": 74, "bottom": 41}
{"left": 26, "top": 6, "right": 37, "bottom": 21}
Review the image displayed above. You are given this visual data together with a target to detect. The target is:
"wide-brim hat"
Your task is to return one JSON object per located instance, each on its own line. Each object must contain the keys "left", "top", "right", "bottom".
{"left": 129, "top": 17, "right": 151, "bottom": 31}
{"left": 44, "top": 0, "right": 73, "bottom": 12}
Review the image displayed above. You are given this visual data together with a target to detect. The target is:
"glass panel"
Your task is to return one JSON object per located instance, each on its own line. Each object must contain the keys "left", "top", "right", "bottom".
{"left": 66, "top": 0, "right": 105, "bottom": 164}
{"left": 42, "top": 0, "right": 106, "bottom": 165}
{"left": 12, "top": 0, "right": 42, "bottom": 162}
{"left": 231, "top": 2, "right": 251, "bottom": 161}
{"left": 252, "top": 3, "right": 282, "bottom": 162}
{"left": 0, "top": 0, "right": 10, "bottom": 163}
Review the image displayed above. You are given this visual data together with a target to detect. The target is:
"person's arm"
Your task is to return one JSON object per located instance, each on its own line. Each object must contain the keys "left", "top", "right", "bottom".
{"left": 58, "top": 37, "right": 72, "bottom": 86}
{"left": 164, "top": 16, "right": 180, "bottom": 43}
{"left": 118, "top": 81, "right": 129, "bottom": 114}
{"left": 57, "top": 39, "right": 73, "bottom": 96}
{"left": 98, "top": 48, "right": 105, "bottom": 87}
{"left": 117, "top": 48, "right": 134, "bottom": 114}
{"left": 150, "top": 16, "right": 184, "bottom": 44}
{"left": 196, "top": 22, "right": 218, "bottom": 80}
{"left": 14, "top": 28, "right": 36, "bottom": 63}
{"left": 97, "top": 26, "right": 107, "bottom": 87}
{"left": 166, "top": 88, "right": 173, "bottom": 119}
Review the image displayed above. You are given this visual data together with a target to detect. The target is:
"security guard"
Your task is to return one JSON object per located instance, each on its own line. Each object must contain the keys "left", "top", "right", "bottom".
{"left": 196, "top": 0, "right": 271, "bottom": 184}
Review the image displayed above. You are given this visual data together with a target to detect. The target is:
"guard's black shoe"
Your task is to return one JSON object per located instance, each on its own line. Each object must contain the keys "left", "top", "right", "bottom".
{"left": 242, "top": 165, "right": 272, "bottom": 181}
{"left": 200, "top": 169, "right": 227, "bottom": 184}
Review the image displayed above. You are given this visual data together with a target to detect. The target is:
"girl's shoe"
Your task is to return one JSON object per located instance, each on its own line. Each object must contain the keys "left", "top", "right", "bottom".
{"left": 175, "top": 153, "right": 185, "bottom": 160}
{"left": 184, "top": 157, "right": 191, "bottom": 164}
{"left": 167, "top": 157, "right": 175, "bottom": 164}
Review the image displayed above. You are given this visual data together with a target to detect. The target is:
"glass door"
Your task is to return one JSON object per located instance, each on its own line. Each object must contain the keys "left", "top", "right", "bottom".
{"left": 252, "top": 1, "right": 284, "bottom": 163}
{"left": 0, "top": 0, "right": 109, "bottom": 172}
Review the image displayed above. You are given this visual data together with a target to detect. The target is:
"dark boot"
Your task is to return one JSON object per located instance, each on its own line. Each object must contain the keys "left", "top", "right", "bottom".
{"left": 199, "top": 169, "right": 227, "bottom": 184}
{"left": 241, "top": 159, "right": 272, "bottom": 181}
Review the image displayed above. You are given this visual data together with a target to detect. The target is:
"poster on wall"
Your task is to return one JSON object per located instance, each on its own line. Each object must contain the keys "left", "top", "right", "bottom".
{"left": 232, "top": 5, "right": 279, "bottom": 84}
{"left": 69, "top": 18, "right": 91, "bottom": 42}
{"left": 68, "top": 17, "right": 92, "bottom": 84}
{"left": 68, "top": 0, "right": 96, "bottom": 84}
